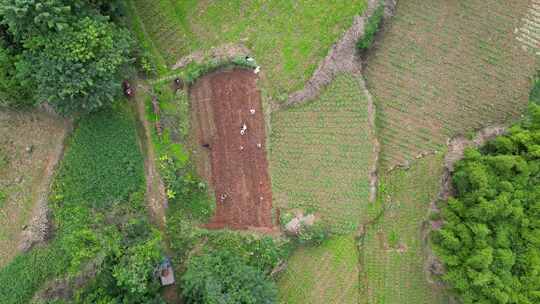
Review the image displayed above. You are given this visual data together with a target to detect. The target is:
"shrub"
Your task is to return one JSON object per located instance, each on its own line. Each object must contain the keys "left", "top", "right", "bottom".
{"left": 297, "top": 222, "right": 330, "bottom": 246}
{"left": 0, "top": 190, "right": 5, "bottom": 208}
{"left": 357, "top": 4, "right": 384, "bottom": 51}
{"left": 181, "top": 250, "right": 277, "bottom": 304}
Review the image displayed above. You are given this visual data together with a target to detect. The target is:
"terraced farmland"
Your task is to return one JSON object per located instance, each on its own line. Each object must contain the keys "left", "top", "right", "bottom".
{"left": 270, "top": 74, "right": 375, "bottom": 234}
{"left": 365, "top": 0, "right": 538, "bottom": 168}
{"left": 277, "top": 235, "right": 360, "bottom": 304}
{"left": 128, "top": 0, "right": 366, "bottom": 98}
{"left": 516, "top": 0, "right": 540, "bottom": 56}
{"left": 360, "top": 155, "right": 450, "bottom": 304}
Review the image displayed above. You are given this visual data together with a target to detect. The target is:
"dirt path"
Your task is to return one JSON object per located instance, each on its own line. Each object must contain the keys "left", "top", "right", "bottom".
{"left": 17, "top": 118, "right": 72, "bottom": 252}
{"left": 132, "top": 84, "right": 180, "bottom": 303}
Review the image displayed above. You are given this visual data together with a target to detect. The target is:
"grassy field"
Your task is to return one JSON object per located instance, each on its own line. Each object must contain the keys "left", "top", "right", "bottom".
{"left": 127, "top": 0, "right": 366, "bottom": 98}
{"left": 277, "top": 235, "right": 360, "bottom": 304}
{"left": 365, "top": 0, "right": 538, "bottom": 169}
{"left": 271, "top": 74, "right": 377, "bottom": 303}
{"left": 270, "top": 74, "right": 376, "bottom": 234}
{"left": 0, "top": 110, "right": 66, "bottom": 267}
{"left": 360, "top": 155, "right": 451, "bottom": 304}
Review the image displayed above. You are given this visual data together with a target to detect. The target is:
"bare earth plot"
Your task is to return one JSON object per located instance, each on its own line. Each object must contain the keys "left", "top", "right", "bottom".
{"left": 271, "top": 74, "right": 376, "bottom": 303}
{"left": 365, "top": 0, "right": 538, "bottom": 169}
{"left": 190, "top": 68, "right": 273, "bottom": 230}
{"left": 0, "top": 110, "right": 66, "bottom": 267}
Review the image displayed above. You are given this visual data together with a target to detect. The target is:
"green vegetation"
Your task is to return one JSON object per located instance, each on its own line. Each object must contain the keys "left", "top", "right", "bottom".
{"left": 0, "top": 190, "right": 5, "bottom": 209}
{"left": 531, "top": 73, "right": 540, "bottom": 105}
{"left": 0, "top": 104, "right": 162, "bottom": 303}
{"left": 271, "top": 74, "right": 376, "bottom": 302}
{"left": 271, "top": 74, "right": 375, "bottom": 233}
{"left": 357, "top": 3, "right": 384, "bottom": 51}
{"left": 365, "top": 0, "right": 537, "bottom": 168}
{"left": 182, "top": 250, "right": 277, "bottom": 304}
{"left": 360, "top": 155, "right": 450, "bottom": 304}
{"left": 128, "top": 0, "right": 367, "bottom": 97}
{"left": 433, "top": 104, "right": 540, "bottom": 304}
{"left": 0, "top": 0, "right": 133, "bottom": 114}
{"left": 52, "top": 105, "right": 144, "bottom": 209}
{"left": 277, "top": 235, "right": 360, "bottom": 304}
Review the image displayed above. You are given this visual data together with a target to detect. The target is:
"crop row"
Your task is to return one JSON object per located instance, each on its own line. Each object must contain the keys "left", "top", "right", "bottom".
{"left": 365, "top": 0, "right": 536, "bottom": 168}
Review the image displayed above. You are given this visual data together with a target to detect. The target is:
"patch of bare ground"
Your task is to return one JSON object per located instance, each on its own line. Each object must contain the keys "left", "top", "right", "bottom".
{"left": 190, "top": 68, "right": 274, "bottom": 230}
{"left": 0, "top": 109, "right": 69, "bottom": 267}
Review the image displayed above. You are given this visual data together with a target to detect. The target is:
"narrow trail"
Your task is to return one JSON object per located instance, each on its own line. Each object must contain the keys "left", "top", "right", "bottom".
{"left": 132, "top": 84, "right": 180, "bottom": 303}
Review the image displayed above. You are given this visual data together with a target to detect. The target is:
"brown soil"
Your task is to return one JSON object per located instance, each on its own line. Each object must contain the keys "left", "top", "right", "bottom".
{"left": 190, "top": 68, "right": 273, "bottom": 230}
{"left": 0, "top": 109, "right": 68, "bottom": 267}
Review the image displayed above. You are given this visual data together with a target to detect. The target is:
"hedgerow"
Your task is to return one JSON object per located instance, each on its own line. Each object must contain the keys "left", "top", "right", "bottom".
{"left": 357, "top": 3, "right": 384, "bottom": 51}
{"left": 433, "top": 103, "right": 540, "bottom": 304}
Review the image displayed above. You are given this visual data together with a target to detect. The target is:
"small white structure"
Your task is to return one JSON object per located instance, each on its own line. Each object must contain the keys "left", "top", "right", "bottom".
{"left": 250, "top": 109, "right": 256, "bottom": 115}
{"left": 246, "top": 56, "right": 255, "bottom": 62}
{"left": 158, "top": 258, "right": 175, "bottom": 286}
{"left": 254, "top": 66, "right": 261, "bottom": 74}
{"left": 240, "top": 123, "right": 248, "bottom": 135}
{"left": 256, "top": 143, "right": 262, "bottom": 149}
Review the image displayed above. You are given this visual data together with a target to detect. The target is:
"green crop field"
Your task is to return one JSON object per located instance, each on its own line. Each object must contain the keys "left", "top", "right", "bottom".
{"left": 278, "top": 235, "right": 359, "bottom": 304}
{"left": 127, "top": 0, "right": 366, "bottom": 98}
{"left": 271, "top": 74, "right": 377, "bottom": 303}
{"left": 359, "top": 155, "right": 451, "bottom": 304}
{"left": 270, "top": 74, "right": 376, "bottom": 234}
{"left": 365, "top": 0, "right": 538, "bottom": 169}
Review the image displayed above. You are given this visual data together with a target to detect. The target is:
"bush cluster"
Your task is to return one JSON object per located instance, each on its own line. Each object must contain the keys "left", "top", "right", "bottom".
{"left": 433, "top": 103, "right": 540, "bottom": 304}
{"left": 181, "top": 250, "right": 278, "bottom": 304}
{"left": 357, "top": 4, "right": 384, "bottom": 51}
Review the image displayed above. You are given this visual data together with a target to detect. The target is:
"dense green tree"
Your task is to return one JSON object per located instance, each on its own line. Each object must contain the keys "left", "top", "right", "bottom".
{"left": 433, "top": 103, "right": 540, "bottom": 304}
{"left": 0, "top": 0, "right": 133, "bottom": 114}
{"left": 20, "top": 16, "right": 133, "bottom": 114}
{"left": 182, "top": 250, "right": 277, "bottom": 304}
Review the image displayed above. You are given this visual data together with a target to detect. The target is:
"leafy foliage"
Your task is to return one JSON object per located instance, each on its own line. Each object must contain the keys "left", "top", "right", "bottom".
{"left": 0, "top": 0, "right": 133, "bottom": 114}
{"left": 357, "top": 4, "right": 384, "bottom": 50}
{"left": 182, "top": 250, "right": 278, "bottom": 304}
{"left": 52, "top": 104, "right": 144, "bottom": 208}
{"left": 20, "top": 16, "right": 133, "bottom": 115}
{"left": 433, "top": 103, "right": 540, "bottom": 304}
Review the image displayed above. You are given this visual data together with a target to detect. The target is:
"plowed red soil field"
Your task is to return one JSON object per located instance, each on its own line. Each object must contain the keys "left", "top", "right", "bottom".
{"left": 190, "top": 68, "right": 273, "bottom": 229}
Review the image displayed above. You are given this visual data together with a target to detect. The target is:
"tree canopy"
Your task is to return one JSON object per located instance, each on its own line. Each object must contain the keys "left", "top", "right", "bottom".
{"left": 0, "top": 0, "right": 132, "bottom": 115}
{"left": 181, "top": 250, "right": 278, "bottom": 304}
{"left": 433, "top": 103, "right": 540, "bottom": 304}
